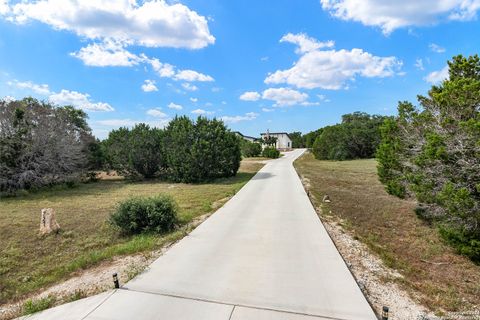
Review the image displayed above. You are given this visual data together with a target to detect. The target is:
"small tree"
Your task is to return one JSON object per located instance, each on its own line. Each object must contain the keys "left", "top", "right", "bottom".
{"left": 263, "top": 136, "right": 277, "bottom": 147}
{"left": 289, "top": 132, "right": 304, "bottom": 148}
{"left": 163, "top": 116, "right": 241, "bottom": 182}
{"left": 103, "top": 124, "right": 164, "bottom": 179}
{"left": 241, "top": 140, "right": 262, "bottom": 157}
{"left": 377, "top": 55, "right": 480, "bottom": 261}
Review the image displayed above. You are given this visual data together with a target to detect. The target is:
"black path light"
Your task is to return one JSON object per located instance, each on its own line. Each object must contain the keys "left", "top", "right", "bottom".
{"left": 382, "top": 306, "right": 389, "bottom": 320}
{"left": 113, "top": 273, "right": 120, "bottom": 289}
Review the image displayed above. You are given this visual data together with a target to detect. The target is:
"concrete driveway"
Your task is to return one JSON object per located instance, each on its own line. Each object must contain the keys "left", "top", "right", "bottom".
{"left": 22, "top": 149, "right": 377, "bottom": 320}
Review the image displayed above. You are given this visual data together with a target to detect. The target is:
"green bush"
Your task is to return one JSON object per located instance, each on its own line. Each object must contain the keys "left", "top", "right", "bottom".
{"left": 241, "top": 140, "right": 262, "bottom": 157}
{"left": 110, "top": 195, "right": 178, "bottom": 235}
{"left": 262, "top": 147, "right": 280, "bottom": 158}
{"left": 312, "top": 112, "right": 389, "bottom": 160}
{"left": 439, "top": 225, "right": 480, "bottom": 262}
{"left": 103, "top": 124, "right": 164, "bottom": 179}
{"left": 163, "top": 116, "right": 241, "bottom": 182}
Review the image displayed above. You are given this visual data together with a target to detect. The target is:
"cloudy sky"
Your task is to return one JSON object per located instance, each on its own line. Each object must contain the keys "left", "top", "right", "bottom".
{"left": 1, "top": 0, "right": 479, "bottom": 138}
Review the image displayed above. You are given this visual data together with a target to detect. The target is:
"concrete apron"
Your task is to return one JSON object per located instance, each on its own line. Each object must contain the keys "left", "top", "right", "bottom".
{"left": 20, "top": 149, "right": 377, "bottom": 320}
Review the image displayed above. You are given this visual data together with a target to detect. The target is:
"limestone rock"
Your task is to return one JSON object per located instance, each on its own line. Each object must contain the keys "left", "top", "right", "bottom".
{"left": 40, "top": 208, "right": 60, "bottom": 235}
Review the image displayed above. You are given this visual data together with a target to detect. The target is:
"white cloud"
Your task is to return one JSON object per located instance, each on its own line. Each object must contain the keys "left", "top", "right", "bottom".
{"left": 7, "top": 79, "right": 113, "bottom": 112}
{"left": 141, "top": 79, "right": 158, "bottom": 92}
{"left": 262, "top": 87, "right": 308, "bottom": 106}
{"left": 265, "top": 33, "right": 400, "bottom": 90}
{"left": 221, "top": 112, "right": 259, "bottom": 123}
{"left": 320, "top": 0, "right": 480, "bottom": 34}
{"left": 280, "top": 33, "right": 334, "bottom": 54}
{"left": 262, "top": 107, "right": 275, "bottom": 112}
{"left": 8, "top": 80, "right": 51, "bottom": 95}
{"left": 71, "top": 40, "right": 141, "bottom": 67}
{"left": 190, "top": 97, "right": 198, "bottom": 103}
{"left": 174, "top": 70, "right": 214, "bottom": 82}
{"left": 143, "top": 56, "right": 214, "bottom": 83}
{"left": 425, "top": 65, "right": 449, "bottom": 83}
{"left": 239, "top": 91, "right": 261, "bottom": 101}
{"left": 429, "top": 43, "right": 446, "bottom": 53}
{"left": 6, "top": 0, "right": 215, "bottom": 49}
{"left": 181, "top": 83, "right": 198, "bottom": 91}
{"left": 0, "top": 0, "right": 9, "bottom": 15}
{"left": 167, "top": 102, "right": 183, "bottom": 110}
{"left": 146, "top": 108, "right": 167, "bottom": 118}
{"left": 49, "top": 89, "right": 113, "bottom": 111}
{"left": 415, "top": 59, "right": 425, "bottom": 70}
{"left": 191, "top": 108, "right": 214, "bottom": 115}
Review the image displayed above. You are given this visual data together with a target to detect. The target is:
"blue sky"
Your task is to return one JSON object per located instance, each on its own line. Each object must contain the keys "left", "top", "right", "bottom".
{"left": 1, "top": 0, "right": 479, "bottom": 139}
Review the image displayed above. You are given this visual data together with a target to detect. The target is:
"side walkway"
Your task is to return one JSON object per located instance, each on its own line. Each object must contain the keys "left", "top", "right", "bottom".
{"left": 21, "top": 150, "right": 377, "bottom": 320}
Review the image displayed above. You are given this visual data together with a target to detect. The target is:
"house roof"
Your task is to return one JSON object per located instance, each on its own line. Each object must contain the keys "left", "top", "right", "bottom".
{"left": 234, "top": 131, "right": 259, "bottom": 140}
{"left": 260, "top": 132, "right": 292, "bottom": 139}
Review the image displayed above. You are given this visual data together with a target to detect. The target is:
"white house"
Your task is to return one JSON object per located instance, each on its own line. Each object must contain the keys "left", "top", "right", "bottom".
{"left": 260, "top": 131, "right": 293, "bottom": 151}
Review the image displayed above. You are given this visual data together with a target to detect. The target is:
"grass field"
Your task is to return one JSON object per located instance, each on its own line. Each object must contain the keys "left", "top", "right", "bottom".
{"left": 294, "top": 153, "right": 480, "bottom": 313}
{"left": 0, "top": 160, "right": 264, "bottom": 305}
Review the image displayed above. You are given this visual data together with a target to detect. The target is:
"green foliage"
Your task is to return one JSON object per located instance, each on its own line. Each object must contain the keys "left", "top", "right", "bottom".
{"left": 377, "top": 55, "right": 480, "bottom": 262}
{"left": 163, "top": 116, "right": 241, "bottom": 182}
{"left": 103, "top": 124, "right": 164, "bottom": 179}
{"left": 23, "top": 296, "right": 56, "bottom": 315}
{"left": 438, "top": 225, "right": 480, "bottom": 262}
{"left": 241, "top": 139, "right": 262, "bottom": 157}
{"left": 262, "top": 135, "right": 277, "bottom": 147}
{"left": 0, "top": 98, "right": 94, "bottom": 195}
{"left": 376, "top": 117, "right": 407, "bottom": 198}
{"left": 303, "top": 129, "right": 323, "bottom": 148}
{"left": 312, "top": 112, "right": 389, "bottom": 160}
{"left": 262, "top": 146, "right": 280, "bottom": 158}
{"left": 288, "top": 131, "right": 304, "bottom": 148}
{"left": 110, "top": 195, "right": 178, "bottom": 235}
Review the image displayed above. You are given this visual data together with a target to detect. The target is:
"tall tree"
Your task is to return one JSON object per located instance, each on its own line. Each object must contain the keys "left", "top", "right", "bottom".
{"left": 0, "top": 98, "right": 93, "bottom": 194}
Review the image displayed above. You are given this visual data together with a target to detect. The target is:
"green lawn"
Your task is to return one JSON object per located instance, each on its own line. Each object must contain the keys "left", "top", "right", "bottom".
{"left": 0, "top": 160, "right": 264, "bottom": 304}
{"left": 294, "top": 153, "right": 480, "bottom": 314}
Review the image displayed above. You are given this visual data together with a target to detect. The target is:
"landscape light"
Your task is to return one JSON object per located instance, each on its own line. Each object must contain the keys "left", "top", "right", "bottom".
{"left": 113, "top": 273, "right": 119, "bottom": 289}
{"left": 382, "top": 306, "right": 389, "bottom": 320}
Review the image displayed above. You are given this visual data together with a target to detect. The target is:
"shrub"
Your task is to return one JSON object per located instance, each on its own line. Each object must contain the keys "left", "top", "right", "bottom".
{"left": 262, "top": 147, "right": 280, "bottom": 158}
{"left": 110, "top": 195, "right": 178, "bottom": 235}
{"left": 163, "top": 116, "right": 241, "bottom": 182}
{"left": 103, "top": 124, "right": 164, "bottom": 179}
{"left": 241, "top": 140, "right": 262, "bottom": 157}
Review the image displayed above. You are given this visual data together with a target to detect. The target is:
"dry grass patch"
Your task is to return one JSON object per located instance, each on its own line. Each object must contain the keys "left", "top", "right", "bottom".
{"left": 0, "top": 161, "right": 264, "bottom": 305}
{"left": 294, "top": 153, "right": 480, "bottom": 314}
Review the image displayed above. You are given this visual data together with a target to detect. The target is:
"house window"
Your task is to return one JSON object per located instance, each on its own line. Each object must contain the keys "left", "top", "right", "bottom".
{"left": 288, "top": 142, "right": 290, "bottom": 148}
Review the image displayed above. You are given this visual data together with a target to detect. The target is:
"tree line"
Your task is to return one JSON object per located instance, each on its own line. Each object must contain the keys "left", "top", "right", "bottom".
{"left": 0, "top": 99, "right": 241, "bottom": 195}
{"left": 291, "top": 112, "right": 389, "bottom": 160}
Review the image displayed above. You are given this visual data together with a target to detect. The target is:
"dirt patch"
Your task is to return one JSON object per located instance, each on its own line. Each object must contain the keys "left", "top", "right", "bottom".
{"left": 321, "top": 213, "right": 433, "bottom": 319}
